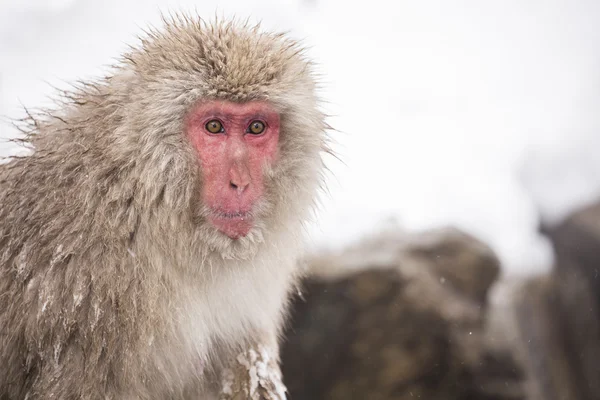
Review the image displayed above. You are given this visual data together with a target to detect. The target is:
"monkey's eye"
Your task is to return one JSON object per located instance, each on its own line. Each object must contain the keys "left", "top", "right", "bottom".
{"left": 205, "top": 120, "right": 224, "bottom": 134}
{"left": 247, "top": 121, "right": 266, "bottom": 135}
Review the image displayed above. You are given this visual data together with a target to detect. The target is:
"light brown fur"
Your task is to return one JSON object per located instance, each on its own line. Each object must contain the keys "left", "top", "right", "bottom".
{"left": 0, "top": 15, "right": 328, "bottom": 399}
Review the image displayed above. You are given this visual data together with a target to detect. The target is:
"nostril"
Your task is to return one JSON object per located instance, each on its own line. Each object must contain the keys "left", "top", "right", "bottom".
{"left": 230, "top": 181, "right": 250, "bottom": 192}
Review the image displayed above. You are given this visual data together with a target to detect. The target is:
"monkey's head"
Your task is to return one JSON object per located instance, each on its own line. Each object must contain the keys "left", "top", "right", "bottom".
{"left": 102, "top": 17, "right": 327, "bottom": 257}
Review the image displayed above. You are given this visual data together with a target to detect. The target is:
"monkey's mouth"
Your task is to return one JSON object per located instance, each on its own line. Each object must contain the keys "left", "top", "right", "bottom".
{"left": 207, "top": 209, "right": 254, "bottom": 239}
{"left": 212, "top": 210, "right": 252, "bottom": 219}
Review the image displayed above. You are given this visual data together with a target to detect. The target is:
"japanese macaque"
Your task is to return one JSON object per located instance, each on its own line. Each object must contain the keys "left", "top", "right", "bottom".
{"left": 0, "top": 16, "right": 328, "bottom": 399}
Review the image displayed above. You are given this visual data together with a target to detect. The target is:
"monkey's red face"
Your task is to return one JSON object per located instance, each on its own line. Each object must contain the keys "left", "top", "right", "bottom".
{"left": 186, "top": 101, "right": 280, "bottom": 239}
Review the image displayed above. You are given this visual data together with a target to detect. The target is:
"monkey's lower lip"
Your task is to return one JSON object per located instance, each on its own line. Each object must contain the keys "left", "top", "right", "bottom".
{"left": 208, "top": 212, "right": 254, "bottom": 239}
{"left": 212, "top": 211, "right": 252, "bottom": 219}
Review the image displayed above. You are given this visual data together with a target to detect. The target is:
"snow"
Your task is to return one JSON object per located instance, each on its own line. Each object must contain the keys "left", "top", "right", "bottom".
{"left": 1, "top": 0, "right": 600, "bottom": 275}
{"left": 49, "top": 244, "right": 64, "bottom": 269}
{"left": 233, "top": 346, "right": 286, "bottom": 399}
{"left": 41, "top": 298, "right": 51, "bottom": 314}
{"left": 236, "top": 350, "right": 260, "bottom": 396}
{"left": 220, "top": 368, "right": 235, "bottom": 396}
{"left": 257, "top": 345, "right": 286, "bottom": 400}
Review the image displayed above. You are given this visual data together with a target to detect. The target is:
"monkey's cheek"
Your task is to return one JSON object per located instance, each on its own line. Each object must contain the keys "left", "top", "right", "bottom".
{"left": 209, "top": 216, "right": 254, "bottom": 239}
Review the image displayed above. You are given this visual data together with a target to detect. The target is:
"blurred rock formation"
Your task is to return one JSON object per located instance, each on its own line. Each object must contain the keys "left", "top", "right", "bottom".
{"left": 510, "top": 202, "right": 600, "bottom": 400}
{"left": 281, "top": 227, "right": 526, "bottom": 400}
{"left": 281, "top": 206, "right": 600, "bottom": 400}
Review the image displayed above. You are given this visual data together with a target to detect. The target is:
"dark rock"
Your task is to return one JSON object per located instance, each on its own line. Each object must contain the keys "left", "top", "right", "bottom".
{"left": 405, "top": 228, "right": 500, "bottom": 304}
{"left": 514, "top": 201, "right": 600, "bottom": 400}
{"left": 544, "top": 201, "right": 600, "bottom": 321}
{"left": 281, "top": 227, "right": 525, "bottom": 400}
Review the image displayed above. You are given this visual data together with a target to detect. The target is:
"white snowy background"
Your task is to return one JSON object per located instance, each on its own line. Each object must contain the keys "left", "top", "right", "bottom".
{"left": 1, "top": 0, "right": 600, "bottom": 275}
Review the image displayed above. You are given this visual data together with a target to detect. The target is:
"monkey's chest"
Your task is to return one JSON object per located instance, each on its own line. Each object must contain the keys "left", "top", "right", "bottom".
{"left": 154, "top": 264, "right": 291, "bottom": 380}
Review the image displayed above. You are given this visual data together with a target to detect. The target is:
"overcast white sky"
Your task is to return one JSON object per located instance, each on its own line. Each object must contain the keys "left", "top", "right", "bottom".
{"left": 1, "top": 0, "right": 600, "bottom": 275}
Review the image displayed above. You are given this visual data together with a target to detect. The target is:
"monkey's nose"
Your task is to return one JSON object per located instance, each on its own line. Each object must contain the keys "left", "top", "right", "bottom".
{"left": 229, "top": 180, "right": 250, "bottom": 193}
{"left": 229, "top": 164, "right": 251, "bottom": 193}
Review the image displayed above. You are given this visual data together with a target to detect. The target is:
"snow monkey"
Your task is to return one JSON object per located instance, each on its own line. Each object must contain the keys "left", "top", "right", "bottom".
{"left": 0, "top": 16, "right": 328, "bottom": 400}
